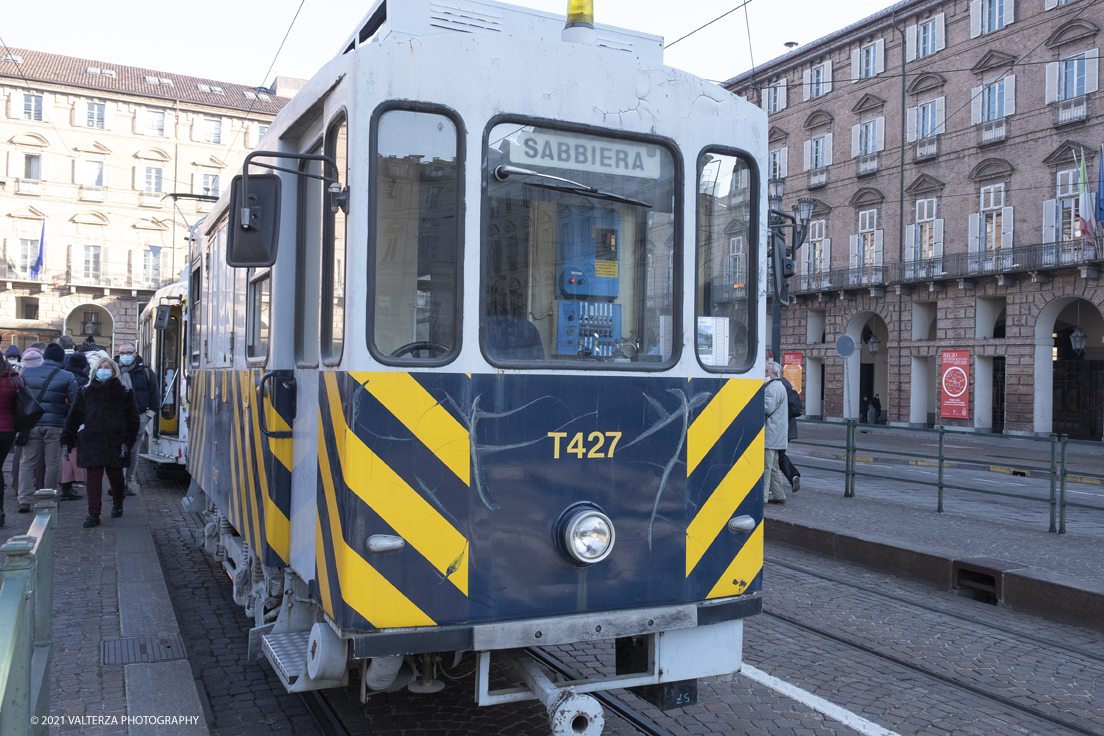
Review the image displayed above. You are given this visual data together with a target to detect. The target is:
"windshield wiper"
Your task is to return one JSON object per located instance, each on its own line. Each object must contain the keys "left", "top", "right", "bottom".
{"left": 493, "top": 165, "right": 652, "bottom": 209}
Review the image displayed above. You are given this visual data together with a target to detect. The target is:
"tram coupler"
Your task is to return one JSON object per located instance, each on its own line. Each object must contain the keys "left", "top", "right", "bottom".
{"left": 504, "top": 652, "right": 604, "bottom": 736}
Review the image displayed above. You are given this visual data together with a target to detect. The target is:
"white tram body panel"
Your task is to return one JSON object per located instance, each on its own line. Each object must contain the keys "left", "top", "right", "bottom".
{"left": 185, "top": 1, "right": 768, "bottom": 729}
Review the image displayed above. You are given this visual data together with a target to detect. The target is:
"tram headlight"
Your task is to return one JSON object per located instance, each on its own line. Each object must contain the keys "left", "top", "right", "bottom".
{"left": 562, "top": 508, "right": 615, "bottom": 564}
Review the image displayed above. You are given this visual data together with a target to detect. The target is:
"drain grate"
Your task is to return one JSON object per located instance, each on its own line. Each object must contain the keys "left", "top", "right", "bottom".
{"left": 101, "top": 636, "right": 187, "bottom": 665}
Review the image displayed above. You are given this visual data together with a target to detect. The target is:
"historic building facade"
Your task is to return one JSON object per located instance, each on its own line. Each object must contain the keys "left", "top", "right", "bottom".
{"left": 724, "top": 0, "right": 1103, "bottom": 437}
{"left": 0, "top": 48, "right": 293, "bottom": 351}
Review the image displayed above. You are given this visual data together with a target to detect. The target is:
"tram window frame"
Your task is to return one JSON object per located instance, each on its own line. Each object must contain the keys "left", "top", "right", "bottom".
{"left": 189, "top": 264, "right": 201, "bottom": 367}
{"left": 479, "top": 114, "right": 684, "bottom": 372}
{"left": 321, "top": 111, "right": 348, "bottom": 365}
{"left": 366, "top": 101, "right": 465, "bottom": 367}
{"left": 694, "top": 147, "right": 759, "bottom": 374}
{"left": 245, "top": 266, "right": 271, "bottom": 363}
{"left": 295, "top": 141, "right": 324, "bottom": 367}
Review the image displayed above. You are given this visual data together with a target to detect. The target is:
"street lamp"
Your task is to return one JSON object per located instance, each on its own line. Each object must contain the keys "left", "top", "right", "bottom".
{"left": 796, "top": 197, "right": 815, "bottom": 225}
{"left": 768, "top": 178, "right": 785, "bottom": 211}
{"left": 1070, "top": 326, "right": 1087, "bottom": 356}
{"left": 867, "top": 333, "right": 880, "bottom": 357}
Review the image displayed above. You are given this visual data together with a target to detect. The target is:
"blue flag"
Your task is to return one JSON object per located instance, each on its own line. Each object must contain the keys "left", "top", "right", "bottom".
{"left": 1097, "top": 144, "right": 1104, "bottom": 229}
{"left": 30, "top": 220, "right": 44, "bottom": 279}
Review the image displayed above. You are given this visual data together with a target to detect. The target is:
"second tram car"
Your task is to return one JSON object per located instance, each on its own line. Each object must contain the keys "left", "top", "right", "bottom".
{"left": 138, "top": 280, "right": 189, "bottom": 470}
{"left": 183, "top": 2, "right": 767, "bottom": 732}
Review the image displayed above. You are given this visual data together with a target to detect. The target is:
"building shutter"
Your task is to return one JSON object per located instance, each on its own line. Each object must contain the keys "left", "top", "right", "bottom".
{"left": 6, "top": 150, "right": 17, "bottom": 178}
{"left": 1007, "top": 0, "right": 1016, "bottom": 24}
{"left": 803, "top": 69, "right": 811, "bottom": 101}
{"left": 875, "top": 39, "right": 885, "bottom": 74}
{"left": 1005, "top": 76, "right": 1016, "bottom": 114}
{"left": 40, "top": 95, "right": 54, "bottom": 125}
{"left": 1043, "top": 199, "right": 1057, "bottom": 243}
{"left": 133, "top": 166, "right": 140, "bottom": 190}
{"left": 874, "top": 229, "right": 884, "bottom": 265}
{"left": 824, "top": 60, "right": 833, "bottom": 94}
{"left": 779, "top": 78, "right": 788, "bottom": 110}
{"left": 968, "top": 212, "right": 981, "bottom": 252}
{"left": 1045, "top": 62, "right": 1059, "bottom": 104}
{"left": 803, "top": 140, "right": 812, "bottom": 171}
{"left": 101, "top": 161, "right": 111, "bottom": 189}
{"left": 5, "top": 93, "right": 17, "bottom": 119}
{"left": 905, "top": 224, "right": 916, "bottom": 261}
{"left": 850, "top": 234, "right": 860, "bottom": 268}
{"left": 933, "top": 219, "right": 945, "bottom": 259}
{"left": 1087, "top": 49, "right": 1100, "bottom": 94}
{"left": 935, "top": 13, "right": 946, "bottom": 51}
{"left": 971, "top": 85, "right": 984, "bottom": 124}
{"left": 822, "top": 239, "right": 831, "bottom": 273}
{"left": 39, "top": 153, "right": 50, "bottom": 182}
{"left": 875, "top": 117, "right": 886, "bottom": 151}
{"left": 780, "top": 147, "right": 789, "bottom": 176}
{"left": 1045, "top": 0, "right": 1057, "bottom": 9}
{"left": 906, "top": 25, "right": 917, "bottom": 62}
{"left": 135, "top": 107, "right": 146, "bottom": 135}
{"left": 851, "top": 124, "right": 860, "bottom": 158}
{"left": 851, "top": 49, "right": 861, "bottom": 82}
{"left": 907, "top": 106, "right": 918, "bottom": 142}
{"left": 970, "top": 0, "right": 982, "bottom": 38}
{"left": 103, "top": 102, "right": 114, "bottom": 131}
{"left": 1001, "top": 206, "right": 1014, "bottom": 249}
{"left": 760, "top": 88, "right": 769, "bottom": 112}
{"left": 824, "top": 133, "right": 833, "bottom": 165}
{"left": 935, "top": 97, "right": 946, "bottom": 134}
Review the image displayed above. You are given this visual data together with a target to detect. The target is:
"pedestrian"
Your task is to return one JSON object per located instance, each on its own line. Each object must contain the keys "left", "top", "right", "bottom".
{"left": 61, "top": 356, "right": 139, "bottom": 528}
{"left": 79, "top": 336, "right": 100, "bottom": 353}
{"left": 16, "top": 346, "right": 78, "bottom": 512}
{"left": 860, "top": 395, "right": 870, "bottom": 423}
{"left": 116, "top": 342, "right": 158, "bottom": 495}
{"left": 58, "top": 352, "right": 90, "bottom": 499}
{"left": 56, "top": 335, "right": 76, "bottom": 355}
{"left": 763, "top": 361, "right": 788, "bottom": 506}
{"left": 871, "top": 393, "right": 882, "bottom": 424}
{"left": 5, "top": 344, "right": 22, "bottom": 372}
{"left": 0, "top": 356, "right": 21, "bottom": 527}
{"left": 778, "top": 373, "right": 802, "bottom": 493}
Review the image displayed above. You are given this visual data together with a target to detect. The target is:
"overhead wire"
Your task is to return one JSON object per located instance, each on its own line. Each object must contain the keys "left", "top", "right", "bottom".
{"left": 665, "top": 1, "right": 754, "bottom": 49}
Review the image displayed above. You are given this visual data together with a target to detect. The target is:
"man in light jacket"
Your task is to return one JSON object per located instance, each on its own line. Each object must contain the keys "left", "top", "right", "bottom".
{"left": 763, "top": 361, "right": 788, "bottom": 505}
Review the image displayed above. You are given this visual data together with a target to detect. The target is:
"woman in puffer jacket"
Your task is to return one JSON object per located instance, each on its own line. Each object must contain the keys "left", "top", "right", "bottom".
{"left": 60, "top": 355, "right": 139, "bottom": 528}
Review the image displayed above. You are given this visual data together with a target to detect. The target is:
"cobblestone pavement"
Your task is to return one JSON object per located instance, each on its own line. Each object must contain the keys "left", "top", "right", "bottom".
{"left": 133, "top": 459, "right": 1104, "bottom": 735}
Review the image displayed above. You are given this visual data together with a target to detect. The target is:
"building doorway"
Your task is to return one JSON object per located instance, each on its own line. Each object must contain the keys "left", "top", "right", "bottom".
{"left": 63, "top": 303, "right": 115, "bottom": 352}
{"left": 843, "top": 311, "right": 889, "bottom": 421}
{"left": 992, "top": 356, "right": 1006, "bottom": 434}
{"left": 1034, "top": 297, "right": 1104, "bottom": 437}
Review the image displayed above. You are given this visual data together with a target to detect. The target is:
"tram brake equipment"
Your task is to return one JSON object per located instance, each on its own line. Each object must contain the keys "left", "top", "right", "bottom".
{"left": 229, "top": 151, "right": 343, "bottom": 267}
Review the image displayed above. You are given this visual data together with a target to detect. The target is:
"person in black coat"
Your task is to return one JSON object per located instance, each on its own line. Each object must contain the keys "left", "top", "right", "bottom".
{"left": 60, "top": 356, "right": 139, "bottom": 528}
{"left": 871, "top": 393, "right": 882, "bottom": 424}
{"left": 116, "top": 343, "right": 158, "bottom": 495}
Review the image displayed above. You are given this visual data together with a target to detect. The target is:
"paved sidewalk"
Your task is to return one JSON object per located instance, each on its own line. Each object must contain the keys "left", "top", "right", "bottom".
{"left": 1, "top": 467, "right": 207, "bottom": 735}
{"left": 766, "top": 476, "right": 1104, "bottom": 631}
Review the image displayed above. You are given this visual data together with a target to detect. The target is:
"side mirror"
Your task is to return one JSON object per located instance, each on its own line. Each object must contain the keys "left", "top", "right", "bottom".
{"left": 153, "top": 304, "right": 173, "bottom": 330}
{"left": 226, "top": 174, "right": 281, "bottom": 267}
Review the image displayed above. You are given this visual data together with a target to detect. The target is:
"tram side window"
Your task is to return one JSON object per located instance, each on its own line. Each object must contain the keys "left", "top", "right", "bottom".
{"left": 371, "top": 109, "right": 460, "bottom": 361}
{"left": 246, "top": 267, "right": 270, "bottom": 359}
{"left": 483, "top": 123, "right": 678, "bottom": 367}
{"left": 189, "top": 266, "right": 201, "bottom": 366}
{"left": 696, "top": 151, "right": 755, "bottom": 371}
{"left": 296, "top": 145, "right": 323, "bottom": 365}
{"left": 321, "top": 114, "right": 348, "bottom": 363}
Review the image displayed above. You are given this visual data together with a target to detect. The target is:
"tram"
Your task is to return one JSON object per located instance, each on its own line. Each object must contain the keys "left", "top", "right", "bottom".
{"left": 137, "top": 279, "right": 189, "bottom": 471}
{"left": 183, "top": 1, "right": 766, "bottom": 733}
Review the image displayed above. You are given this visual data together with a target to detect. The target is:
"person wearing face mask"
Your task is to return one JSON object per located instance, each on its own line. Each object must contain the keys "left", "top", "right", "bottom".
{"left": 58, "top": 352, "right": 90, "bottom": 500}
{"left": 4, "top": 344, "right": 22, "bottom": 373}
{"left": 60, "top": 357, "right": 139, "bottom": 528}
{"left": 115, "top": 342, "right": 158, "bottom": 496}
{"left": 16, "top": 344, "right": 78, "bottom": 513}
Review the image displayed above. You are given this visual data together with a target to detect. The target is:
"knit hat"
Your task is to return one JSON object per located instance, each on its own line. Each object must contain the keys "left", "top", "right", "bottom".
{"left": 65, "top": 352, "right": 88, "bottom": 372}
{"left": 79, "top": 337, "right": 99, "bottom": 353}
{"left": 22, "top": 348, "right": 43, "bottom": 367}
{"left": 4, "top": 345, "right": 20, "bottom": 358}
{"left": 43, "top": 343, "right": 65, "bottom": 363}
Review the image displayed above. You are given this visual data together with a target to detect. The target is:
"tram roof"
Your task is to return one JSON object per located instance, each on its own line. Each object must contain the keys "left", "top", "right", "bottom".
{"left": 335, "top": 0, "right": 664, "bottom": 64}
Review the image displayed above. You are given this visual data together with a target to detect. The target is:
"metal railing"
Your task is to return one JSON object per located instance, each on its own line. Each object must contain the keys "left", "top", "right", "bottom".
{"left": 915, "top": 137, "right": 938, "bottom": 161}
{"left": 980, "top": 118, "right": 1007, "bottom": 144}
{"left": 792, "top": 265, "right": 886, "bottom": 293}
{"left": 791, "top": 421, "right": 1104, "bottom": 534}
{"left": 857, "top": 154, "right": 878, "bottom": 177}
{"left": 0, "top": 489, "right": 58, "bottom": 735}
{"left": 1056, "top": 96, "right": 1089, "bottom": 126}
{"left": 886, "top": 240, "right": 1101, "bottom": 284}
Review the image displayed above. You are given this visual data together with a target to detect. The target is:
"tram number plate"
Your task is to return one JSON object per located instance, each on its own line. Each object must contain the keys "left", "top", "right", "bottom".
{"left": 546, "top": 432, "right": 622, "bottom": 459}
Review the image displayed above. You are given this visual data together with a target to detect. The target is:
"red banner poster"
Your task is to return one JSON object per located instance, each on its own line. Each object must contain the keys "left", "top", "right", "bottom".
{"left": 782, "top": 352, "right": 803, "bottom": 394}
{"left": 940, "top": 350, "right": 970, "bottom": 419}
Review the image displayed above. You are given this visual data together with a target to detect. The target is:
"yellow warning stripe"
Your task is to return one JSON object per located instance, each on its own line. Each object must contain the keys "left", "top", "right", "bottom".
{"left": 264, "top": 391, "right": 293, "bottom": 472}
{"left": 685, "top": 429, "right": 764, "bottom": 576}
{"left": 706, "top": 522, "right": 764, "bottom": 599}
{"left": 686, "top": 379, "right": 761, "bottom": 477}
{"left": 314, "top": 512, "right": 334, "bottom": 618}
{"left": 324, "top": 373, "right": 469, "bottom": 596}
{"left": 236, "top": 373, "right": 263, "bottom": 552}
{"left": 247, "top": 371, "right": 290, "bottom": 562}
{"left": 350, "top": 371, "right": 471, "bottom": 487}
{"left": 317, "top": 411, "right": 435, "bottom": 628}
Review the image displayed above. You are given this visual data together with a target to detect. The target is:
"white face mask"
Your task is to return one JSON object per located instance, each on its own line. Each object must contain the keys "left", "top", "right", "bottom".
{"left": 7, "top": 359, "right": 18, "bottom": 366}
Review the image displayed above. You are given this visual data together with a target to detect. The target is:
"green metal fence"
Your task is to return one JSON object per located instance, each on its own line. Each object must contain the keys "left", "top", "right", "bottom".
{"left": 0, "top": 489, "right": 58, "bottom": 735}
{"left": 792, "top": 421, "right": 1104, "bottom": 534}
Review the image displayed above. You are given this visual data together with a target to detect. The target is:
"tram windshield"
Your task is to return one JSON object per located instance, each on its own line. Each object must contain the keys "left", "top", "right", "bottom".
{"left": 483, "top": 123, "right": 677, "bottom": 366}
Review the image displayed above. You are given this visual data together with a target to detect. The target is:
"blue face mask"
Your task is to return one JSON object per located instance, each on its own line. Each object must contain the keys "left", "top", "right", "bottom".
{"left": 95, "top": 369, "right": 113, "bottom": 382}
{"left": 119, "top": 354, "right": 135, "bottom": 366}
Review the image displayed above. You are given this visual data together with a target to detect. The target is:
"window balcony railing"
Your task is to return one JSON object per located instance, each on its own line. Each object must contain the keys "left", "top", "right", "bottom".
{"left": 808, "top": 168, "right": 828, "bottom": 189}
{"left": 886, "top": 239, "right": 1103, "bottom": 284}
{"left": 857, "top": 154, "right": 878, "bottom": 177}
{"left": 1056, "top": 96, "right": 1089, "bottom": 126}
{"left": 915, "top": 137, "right": 939, "bottom": 161}
{"left": 79, "top": 185, "right": 105, "bottom": 202}
{"left": 790, "top": 265, "right": 885, "bottom": 293}
{"left": 793, "top": 271, "right": 832, "bottom": 293}
{"left": 139, "top": 191, "right": 164, "bottom": 208}
{"left": 15, "top": 178, "right": 42, "bottom": 195}
{"left": 980, "top": 118, "right": 1007, "bottom": 145}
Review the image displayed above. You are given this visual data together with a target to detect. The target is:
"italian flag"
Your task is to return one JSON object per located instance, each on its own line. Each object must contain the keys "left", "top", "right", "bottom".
{"left": 1079, "top": 151, "right": 1095, "bottom": 242}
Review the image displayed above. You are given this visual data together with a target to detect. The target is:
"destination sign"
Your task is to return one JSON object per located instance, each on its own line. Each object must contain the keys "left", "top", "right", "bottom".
{"left": 507, "top": 131, "right": 661, "bottom": 179}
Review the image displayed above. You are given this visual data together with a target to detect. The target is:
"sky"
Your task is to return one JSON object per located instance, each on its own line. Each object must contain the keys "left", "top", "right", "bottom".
{"left": 1, "top": 0, "right": 890, "bottom": 89}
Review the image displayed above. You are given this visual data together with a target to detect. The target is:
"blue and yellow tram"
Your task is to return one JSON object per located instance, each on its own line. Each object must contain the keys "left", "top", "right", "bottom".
{"left": 183, "top": 1, "right": 766, "bottom": 732}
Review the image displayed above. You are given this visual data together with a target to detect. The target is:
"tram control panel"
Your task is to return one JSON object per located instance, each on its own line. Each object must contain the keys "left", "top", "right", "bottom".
{"left": 555, "top": 300, "right": 622, "bottom": 357}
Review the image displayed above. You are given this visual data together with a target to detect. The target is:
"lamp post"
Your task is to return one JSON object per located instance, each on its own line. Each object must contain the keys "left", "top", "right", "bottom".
{"left": 767, "top": 180, "right": 813, "bottom": 362}
{"left": 867, "top": 333, "right": 880, "bottom": 357}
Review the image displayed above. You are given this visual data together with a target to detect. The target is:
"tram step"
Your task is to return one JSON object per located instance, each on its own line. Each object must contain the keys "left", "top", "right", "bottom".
{"left": 263, "top": 631, "right": 311, "bottom": 686}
